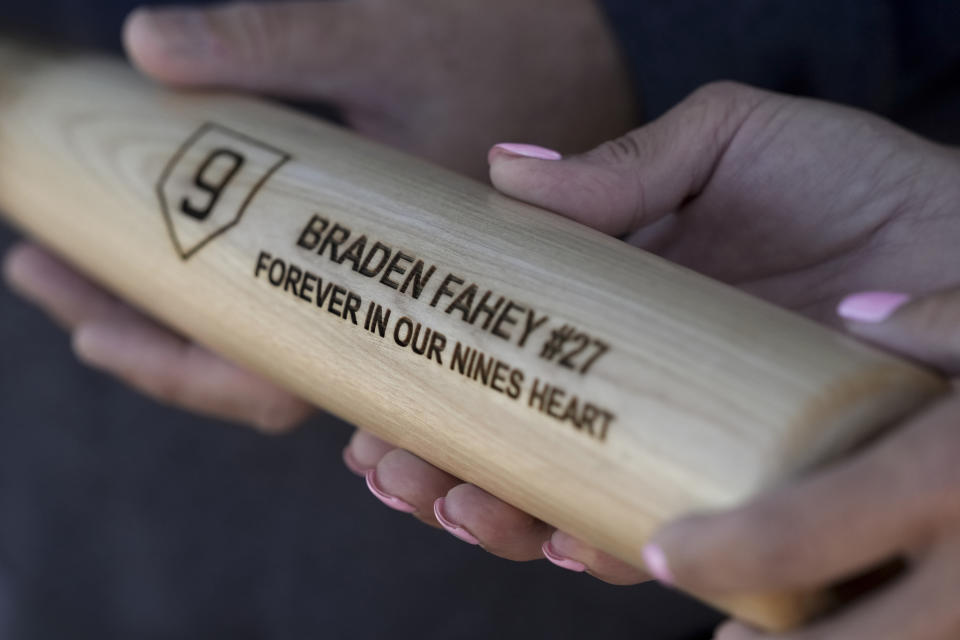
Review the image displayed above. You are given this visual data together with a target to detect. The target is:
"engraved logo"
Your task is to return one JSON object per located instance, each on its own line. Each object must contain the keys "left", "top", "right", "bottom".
{"left": 156, "top": 123, "right": 290, "bottom": 260}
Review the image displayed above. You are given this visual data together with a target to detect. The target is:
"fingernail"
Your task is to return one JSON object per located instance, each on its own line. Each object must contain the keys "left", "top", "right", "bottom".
{"left": 837, "top": 291, "right": 910, "bottom": 323}
{"left": 492, "top": 143, "right": 562, "bottom": 161}
{"left": 433, "top": 498, "right": 479, "bottom": 545}
{"left": 642, "top": 544, "right": 675, "bottom": 586}
{"left": 342, "top": 447, "right": 367, "bottom": 476}
{"left": 541, "top": 541, "right": 586, "bottom": 572}
{"left": 364, "top": 470, "right": 416, "bottom": 514}
{"left": 129, "top": 7, "right": 218, "bottom": 56}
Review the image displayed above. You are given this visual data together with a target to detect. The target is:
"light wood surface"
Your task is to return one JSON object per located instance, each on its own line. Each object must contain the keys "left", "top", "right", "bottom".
{"left": 0, "top": 41, "right": 946, "bottom": 630}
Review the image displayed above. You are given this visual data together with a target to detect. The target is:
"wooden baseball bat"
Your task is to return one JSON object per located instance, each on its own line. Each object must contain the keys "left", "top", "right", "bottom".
{"left": 0, "top": 40, "right": 945, "bottom": 630}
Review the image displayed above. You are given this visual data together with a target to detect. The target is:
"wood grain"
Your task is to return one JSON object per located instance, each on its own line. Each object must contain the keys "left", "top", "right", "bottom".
{"left": 0, "top": 41, "right": 945, "bottom": 630}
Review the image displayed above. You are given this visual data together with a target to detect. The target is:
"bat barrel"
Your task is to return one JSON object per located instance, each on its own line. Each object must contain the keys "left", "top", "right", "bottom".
{"left": 0, "top": 40, "right": 945, "bottom": 631}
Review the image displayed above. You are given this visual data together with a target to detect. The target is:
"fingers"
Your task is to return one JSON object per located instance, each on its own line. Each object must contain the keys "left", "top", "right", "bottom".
{"left": 4, "top": 242, "right": 312, "bottom": 432}
{"left": 3, "top": 242, "right": 117, "bottom": 328}
{"left": 123, "top": 1, "right": 376, "bottom": 98}
{"left": 644, "top": 393, "right": 960, "bottom": 596}
{"left": 364, "top": 451, "right": 555, "bottom": 557}
{"left": 838, "top": 288, "right": 960, "bottom": 375}
{"left": 436, "top": 484, "right": 552, "bottom": 561}
{"left": 365, "top": 449, "right": 460, "bottom": 527}
{"left": 643, "top": 286, "right": 960, "bottom": 600}
{"left": 343, "top": 430, "right": 395, "bottom": 476}
{"left": 544, "top": 530, "right": 649, "bottom": 585}
{"left": 355, "top": 446, "right": 551, "bottom": 559}
{"left": 361, "top": 452, "right": 640, "bottom": 569}
{"left": 350, "top": 437, "right": 643, "bottom": 569}
{"left": 488, "top": 82, "right": 772, "bottom": 235}
{"left": 713, "top": 538, "right": 960, "bottom": 640}
{"left": 72, "top": 315, "right": 312, "bottom": 432}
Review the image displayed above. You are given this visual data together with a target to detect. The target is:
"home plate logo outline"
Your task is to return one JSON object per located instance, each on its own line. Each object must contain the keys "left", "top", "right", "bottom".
{"left": 156, "top": 123, "right": 291, "bottom": 260}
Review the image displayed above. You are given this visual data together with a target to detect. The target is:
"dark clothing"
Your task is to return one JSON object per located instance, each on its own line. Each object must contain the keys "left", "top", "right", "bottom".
{"left": 2, "top": 2, "right": 959, "bottom": 639}
{"left": 601, "top": 0, "right": 960, "bottom": 142}
{"left": 6, "top": 0, "right": 960, "bottom": 138}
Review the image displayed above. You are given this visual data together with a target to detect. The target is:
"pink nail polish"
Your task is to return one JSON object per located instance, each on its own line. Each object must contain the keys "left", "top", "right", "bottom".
{"left": 837, "top": 291, "right": 910, "bottom": 323}
{"left": 492, "top": 143, "right": 562, "bottom": 161}
{"left": 642, "top": 544, "right": 675, "bottom": 586}
{"left": 433, "top": 498, "right": 479, "bottom": 545}
{"left": 364, "top": 470, "right": 417, "bottom": 514}
{"left": 541, "top": 541, "right": 586, "bottom": 573}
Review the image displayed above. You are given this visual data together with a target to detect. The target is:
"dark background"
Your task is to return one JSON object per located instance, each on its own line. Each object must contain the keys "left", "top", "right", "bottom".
{"left": 4, "top": 0, "right": 960, "bottom": 638}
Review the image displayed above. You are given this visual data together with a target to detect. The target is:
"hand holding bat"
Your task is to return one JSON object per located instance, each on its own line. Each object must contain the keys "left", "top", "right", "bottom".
{"left": 702, "top": 291, "right": 960, "bottom": 640}
{"left": 339, "top": 82, "right": 960, "bottom": 640}
{"left": 1, "top": 21, "right": 954, "bottom": 636}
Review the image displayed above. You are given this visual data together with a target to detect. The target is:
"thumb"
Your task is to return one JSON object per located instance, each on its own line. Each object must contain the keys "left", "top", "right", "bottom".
{"left": 123, "top": 2, "right": 373, "bottom": 98}
{"left": 488, "top": 82, "right": 771, "bottom": 236}
{"left": 837, "top": 289, "right": 960, "bottom": 376}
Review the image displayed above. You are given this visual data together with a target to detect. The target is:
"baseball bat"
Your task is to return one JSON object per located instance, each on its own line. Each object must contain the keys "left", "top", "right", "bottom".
{"left": 0, "top": 40, "right": 946, "bottom": 630}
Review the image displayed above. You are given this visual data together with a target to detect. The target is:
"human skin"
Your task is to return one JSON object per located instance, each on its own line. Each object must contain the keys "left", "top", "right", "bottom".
{"left": 664, "top": 290, "right": 960, "bottom": 639}
{"left": 7, "top": 6, "right": 960, "bottom": 638}
{"left": 374, "top": 84, "right": 960, "bottom": 638}
{"left": 363, "top": 84, "right": 960, "bottom": 638}
{"left": 123, "top": 0, "right": 637, "bottom": 179}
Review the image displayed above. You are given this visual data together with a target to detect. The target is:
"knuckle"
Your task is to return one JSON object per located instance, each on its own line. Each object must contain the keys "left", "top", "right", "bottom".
{"left": 683, "top": 81, "right": 770, "bottom": 140}
{"left": 589, "top": 133, "right": 644, "bottom": 165}
{"left": 578, "top": 137, "right": 648, "bottom": 231}
{"left": 687, "top": 80, "right": 755, "bottom": 107}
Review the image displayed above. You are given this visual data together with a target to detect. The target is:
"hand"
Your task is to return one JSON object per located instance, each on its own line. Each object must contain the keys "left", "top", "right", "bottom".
{"left": 2, "top": 0, "right": 636, "bottom": 432}
{"left": 655, "top": 288, "right": 960, "bottom": 639}
{"left": 348, "top": 82, "right": 960, "bottom": 582}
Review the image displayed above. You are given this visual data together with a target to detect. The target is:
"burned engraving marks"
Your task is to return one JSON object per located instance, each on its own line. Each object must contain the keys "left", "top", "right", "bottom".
{"left": 157, "top": 123, "right": 290, "bottom": 259}
{"left": 157, "top": 124, "right": 616, "bottom": 443}
{"left": 252, "top": 216, "right": 618, "bottom": 443}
